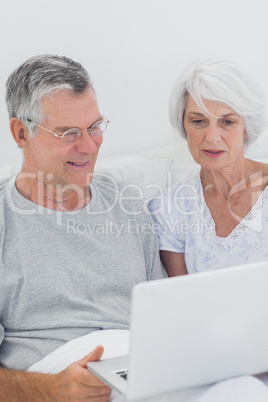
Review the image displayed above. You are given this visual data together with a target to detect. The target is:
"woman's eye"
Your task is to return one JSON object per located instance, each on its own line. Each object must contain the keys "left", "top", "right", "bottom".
{"left": 192, "top": 119, "right": 205, "bottom": 125}
{"left": 222, "top": 120, "right": 235, "bottom": 127}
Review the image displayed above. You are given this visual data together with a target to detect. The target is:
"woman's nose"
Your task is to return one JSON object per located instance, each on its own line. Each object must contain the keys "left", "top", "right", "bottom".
{"left": 204, "top": 123, "right": 221, "bottom": 143}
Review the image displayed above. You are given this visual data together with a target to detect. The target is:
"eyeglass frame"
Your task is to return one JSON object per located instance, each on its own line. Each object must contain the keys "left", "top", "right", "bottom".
{"left": 26, "top": 116, "right": 110, "bottom": 144}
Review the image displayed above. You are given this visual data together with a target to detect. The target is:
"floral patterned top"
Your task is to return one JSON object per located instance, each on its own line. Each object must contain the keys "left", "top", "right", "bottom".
{"left": 149, "top": 173, "right": 268, "bottom": 274}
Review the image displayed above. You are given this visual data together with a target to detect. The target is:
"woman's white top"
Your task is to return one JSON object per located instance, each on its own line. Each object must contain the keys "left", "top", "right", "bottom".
{"left": 149, "top": 173, "right": 268, "bottom": 274}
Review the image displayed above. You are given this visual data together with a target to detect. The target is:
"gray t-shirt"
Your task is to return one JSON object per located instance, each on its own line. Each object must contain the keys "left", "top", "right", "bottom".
{"left": 0, "top": 176, "right": 165, "bottom": 370}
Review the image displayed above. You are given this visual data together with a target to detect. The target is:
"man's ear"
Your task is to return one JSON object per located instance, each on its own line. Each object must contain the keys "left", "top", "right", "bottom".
{"left": 9, "top": 118, "right": 30, "bottom": 148}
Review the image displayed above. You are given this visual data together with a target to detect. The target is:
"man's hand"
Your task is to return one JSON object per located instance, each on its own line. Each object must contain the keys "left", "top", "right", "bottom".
{"left": 49, "top": 345, "right": 112, "bottom": 401}
{"left": 0, "top": 346, "right": 112, "bottom": 402}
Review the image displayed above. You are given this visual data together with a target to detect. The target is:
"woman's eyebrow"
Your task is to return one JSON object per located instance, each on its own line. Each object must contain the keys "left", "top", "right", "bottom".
{"left": 187, "top": 112, "right": 238, "bottom": 118}
{"left": 221, "top": 113, "right": 238, "bottom": 117}
{"left": 187, "top": 112, "right": 206, "bottom": 116}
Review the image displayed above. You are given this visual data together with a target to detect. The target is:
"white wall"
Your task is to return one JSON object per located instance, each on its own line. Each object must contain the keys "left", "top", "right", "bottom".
{"left": 0, "top": 0, "right": 267, "bottom": 168}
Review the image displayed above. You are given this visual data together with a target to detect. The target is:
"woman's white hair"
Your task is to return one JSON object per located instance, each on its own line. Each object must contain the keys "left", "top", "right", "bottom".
{"left": 169, "top": 59, "right": 265, "bottom": 145}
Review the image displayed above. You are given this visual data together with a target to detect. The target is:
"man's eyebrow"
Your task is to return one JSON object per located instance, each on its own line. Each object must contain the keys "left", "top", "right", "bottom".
{"left": 54, "top": 126, "right": 74, "bottom": 132}
{"left": 54, "top": 117, "right": 102, "bottom": 132}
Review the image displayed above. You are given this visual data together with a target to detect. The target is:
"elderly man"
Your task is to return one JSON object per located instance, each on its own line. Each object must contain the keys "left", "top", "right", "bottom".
{"left": 0, "top": 55, "right": 165, "bottom": 401}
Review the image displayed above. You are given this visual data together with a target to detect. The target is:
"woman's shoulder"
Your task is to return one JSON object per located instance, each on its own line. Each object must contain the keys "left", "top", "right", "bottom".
{"left": 163, "top": 171, "right": 200, "bottom": 197}
{"left": 149, "top": 171, "right": 201, "bottom": 214}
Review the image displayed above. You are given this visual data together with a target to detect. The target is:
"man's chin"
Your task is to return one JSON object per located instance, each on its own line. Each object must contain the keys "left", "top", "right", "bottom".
{"left": 69, "top": 178, "right": 94, "bottom": 190}
{"left": 69, "top": 170, "right": 95, "bottom": 187}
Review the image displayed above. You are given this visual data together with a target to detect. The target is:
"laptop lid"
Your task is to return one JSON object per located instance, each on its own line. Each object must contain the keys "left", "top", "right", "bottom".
{"left": 89, "top": 260, "right": 268, "bottom": 400}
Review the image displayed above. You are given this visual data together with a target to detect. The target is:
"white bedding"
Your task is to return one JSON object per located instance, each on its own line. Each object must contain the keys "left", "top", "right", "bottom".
{"left": 28, "top": 330, "right": 268, "bottom": 402}
{"left": 28, "top": 329, "right": 130, "bottom": 375}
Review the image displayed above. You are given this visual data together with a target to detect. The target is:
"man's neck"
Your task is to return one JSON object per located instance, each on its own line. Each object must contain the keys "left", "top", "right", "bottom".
{"left": 15, "top": 172, "right": 92, "bottom": 212}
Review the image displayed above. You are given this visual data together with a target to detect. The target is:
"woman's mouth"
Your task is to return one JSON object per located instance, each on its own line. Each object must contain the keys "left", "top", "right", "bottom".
{"left": 203, "top": 150, "right": 225, "bottom": 158}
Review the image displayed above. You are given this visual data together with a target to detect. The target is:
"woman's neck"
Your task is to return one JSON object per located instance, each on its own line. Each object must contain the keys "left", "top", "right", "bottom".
{"left": 200, "top": 158, "right": 253, "bottom": 200}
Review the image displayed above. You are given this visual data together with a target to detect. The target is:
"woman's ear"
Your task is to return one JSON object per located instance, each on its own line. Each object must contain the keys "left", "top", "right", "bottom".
{"left": 9, "top": 118, "right": 29, "bottom": 148}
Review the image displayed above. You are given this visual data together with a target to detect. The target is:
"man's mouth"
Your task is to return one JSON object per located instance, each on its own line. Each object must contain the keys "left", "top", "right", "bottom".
{"left": 67, "top": 160, "right": 91, "bottom": 167}
{"left": 68, "top": 161, "right": 87, "bottom": 165}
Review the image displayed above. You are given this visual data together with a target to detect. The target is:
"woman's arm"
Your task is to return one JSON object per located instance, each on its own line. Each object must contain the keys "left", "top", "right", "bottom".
{"left": 160, "top": 250, "right": 187, "bottom": 277}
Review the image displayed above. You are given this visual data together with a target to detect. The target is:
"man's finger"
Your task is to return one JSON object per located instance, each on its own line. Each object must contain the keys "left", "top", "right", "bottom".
{"left": 78, "top": 345, "right": 104, "bottom": 368}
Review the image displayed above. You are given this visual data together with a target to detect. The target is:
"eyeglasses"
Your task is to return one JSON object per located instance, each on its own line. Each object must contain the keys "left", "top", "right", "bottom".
{"left": 27, "top": 116, "right": 110, "bottom": 144}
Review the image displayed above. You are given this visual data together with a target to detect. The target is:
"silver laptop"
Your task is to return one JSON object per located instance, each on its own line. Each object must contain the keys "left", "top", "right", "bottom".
{"left": 88, "top": 260, "right": 268, "bottom": 400}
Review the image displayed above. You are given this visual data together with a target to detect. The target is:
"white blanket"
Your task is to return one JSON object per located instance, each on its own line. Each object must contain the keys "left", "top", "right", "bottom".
{"left": 29, "top": 330, "right": 268, "bottom": 402}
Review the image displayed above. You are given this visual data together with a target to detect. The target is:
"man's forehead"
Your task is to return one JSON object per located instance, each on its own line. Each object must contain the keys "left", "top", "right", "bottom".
{"left": 41, "top": 89, "right": 99, "bottom": 124}
{"left": 42, "top": 88, "right": 96, "bottom": 106}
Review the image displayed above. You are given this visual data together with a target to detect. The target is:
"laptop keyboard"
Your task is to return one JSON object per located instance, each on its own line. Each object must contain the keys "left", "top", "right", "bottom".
{"left": 116, "top": 370, "right": 128, "bottom": 381}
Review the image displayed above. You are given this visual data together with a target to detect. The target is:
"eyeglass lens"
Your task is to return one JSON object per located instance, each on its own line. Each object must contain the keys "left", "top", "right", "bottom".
{"left": 63, "top": 120, "right": 107, "bottom": 143}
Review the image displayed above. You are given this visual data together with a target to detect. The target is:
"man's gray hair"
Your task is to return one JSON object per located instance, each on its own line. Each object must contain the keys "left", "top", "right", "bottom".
{"left": 5, "top": 54, "right": 95, "bottom": 136}
{"left": 169, "top": 59, "right": 265, "bottom": 146}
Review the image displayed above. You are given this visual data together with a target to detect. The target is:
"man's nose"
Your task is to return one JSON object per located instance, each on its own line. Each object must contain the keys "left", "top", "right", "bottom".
{"left": 75, "top": 130, "right": 101, "bottom": 153}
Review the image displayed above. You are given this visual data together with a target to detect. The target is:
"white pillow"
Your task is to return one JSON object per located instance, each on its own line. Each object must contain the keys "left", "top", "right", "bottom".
{"left": 245, "top": 128, "right": 268, "bottom": 160}
{"left": 169, "top": 163, "right": 200, "bottom": 186}
{"left": 95, "top": 156, "right": 173, "bottom": 200}
{"left": 0, "top": 163, "right": 21, "bottom": 184}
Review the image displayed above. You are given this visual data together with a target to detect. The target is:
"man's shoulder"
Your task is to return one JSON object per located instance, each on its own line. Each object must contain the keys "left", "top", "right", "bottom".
{"left": 0, "top": 180, "right": 11, "bottom": 222}
{"left": 0, "top": 180, "right": 9, "bottom": 201}
{"left": 92, "top": 177, "right": 120, "bottom": 192}
{"left": 92, "top": 177, "right": 150, "bottom": 217}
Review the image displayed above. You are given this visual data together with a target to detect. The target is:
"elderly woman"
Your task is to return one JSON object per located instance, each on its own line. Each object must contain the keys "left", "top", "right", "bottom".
{"left": 149, "top": 59, "right": 268, "bottom": 277}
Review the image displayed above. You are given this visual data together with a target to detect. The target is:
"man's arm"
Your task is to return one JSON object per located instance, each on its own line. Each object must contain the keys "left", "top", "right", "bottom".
{"left": 0, "top": 346, "right": 111, "bottom": 402}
